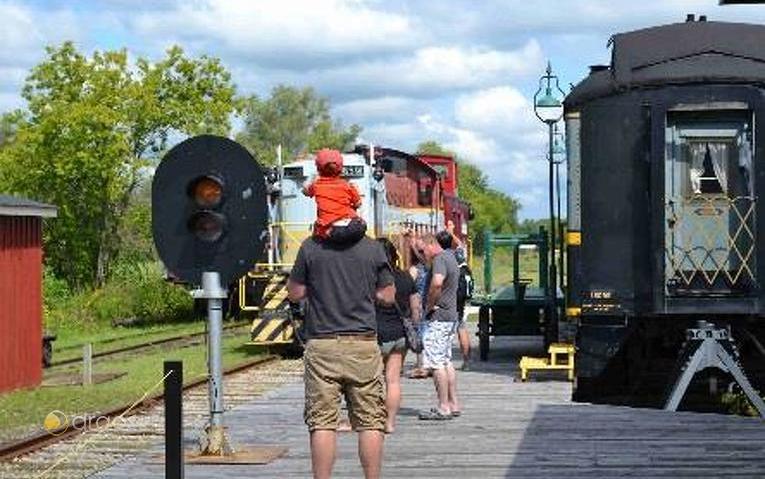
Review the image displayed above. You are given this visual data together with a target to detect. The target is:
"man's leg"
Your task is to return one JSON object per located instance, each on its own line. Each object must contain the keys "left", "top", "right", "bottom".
{"left": 358, "top": 430, "right": 385, "bottom": 479}
{"left": 310, "top": 430, "right": 337, "bottom": 479}
{"left": 432, "top": 366, "right": 452, "bottom": 413}
{"left": 304, "top": 340, "right": 343, "bottom": 479}
{"left": 458, "top": 326, "right": 470, "bottom": 363}
{"left": 446, "top": 363, "right": 460, "bottom": 413}
{"left": 344, "top": 339, "right": 387, "bottom": 478}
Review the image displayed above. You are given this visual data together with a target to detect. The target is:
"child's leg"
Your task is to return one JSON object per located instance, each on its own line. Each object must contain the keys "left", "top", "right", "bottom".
{"left": 327, "top": 218, "right": 367, "bottom": 244}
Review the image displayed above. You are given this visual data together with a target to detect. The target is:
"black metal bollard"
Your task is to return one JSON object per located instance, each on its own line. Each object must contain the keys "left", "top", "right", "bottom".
{"left": 164, "top": 361, "right": 184, "bottom": 479}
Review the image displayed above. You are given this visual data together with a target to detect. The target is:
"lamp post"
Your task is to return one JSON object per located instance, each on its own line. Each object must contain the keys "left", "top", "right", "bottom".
{"left": 534, "top": 61, "right": 565, "bottom": 343}
{"left": 552, "top": 124, "right": 566, "bottom": 293}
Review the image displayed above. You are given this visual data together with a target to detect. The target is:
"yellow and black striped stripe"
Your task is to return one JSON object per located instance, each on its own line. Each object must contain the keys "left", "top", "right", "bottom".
{"left": 261, "top": 274, "right": 289, "bottom": 310}
{"left": 249, "top": 316, "right": 295, "bottom": 344}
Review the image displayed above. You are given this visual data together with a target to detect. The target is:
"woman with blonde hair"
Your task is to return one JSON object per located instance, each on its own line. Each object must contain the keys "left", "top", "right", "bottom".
{"left": 375, "top": 237, "right": 421, "bottom": 433}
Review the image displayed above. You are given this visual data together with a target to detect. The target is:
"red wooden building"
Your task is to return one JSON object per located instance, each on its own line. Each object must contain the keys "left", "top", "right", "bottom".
{"left": 0, "top": 195, "right": 57, "bottom": 393}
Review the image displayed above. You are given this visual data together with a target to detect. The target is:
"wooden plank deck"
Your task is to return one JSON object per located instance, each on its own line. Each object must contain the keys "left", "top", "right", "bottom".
{"left": 94, "top": 335, "right": 765, "bottom": 478}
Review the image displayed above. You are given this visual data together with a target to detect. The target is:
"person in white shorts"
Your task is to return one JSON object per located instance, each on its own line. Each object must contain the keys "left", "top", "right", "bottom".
{"left": 418, "top": 232, "right": 462, "bottom": 421}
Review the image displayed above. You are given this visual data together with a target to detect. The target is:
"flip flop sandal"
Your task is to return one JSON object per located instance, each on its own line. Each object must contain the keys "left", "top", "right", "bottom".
{"left": 418, "top": 408, "right": 453, "bottom": 421}
{"left": 451, "top": 411, "right": 462, "bottom": 417}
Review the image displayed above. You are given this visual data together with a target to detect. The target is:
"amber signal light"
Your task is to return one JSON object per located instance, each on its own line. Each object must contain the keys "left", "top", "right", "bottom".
{"left": 189, "top": 175, "right": 224, "bottom": 208}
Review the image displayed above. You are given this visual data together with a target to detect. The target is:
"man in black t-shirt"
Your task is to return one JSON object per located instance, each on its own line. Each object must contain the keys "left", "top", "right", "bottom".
{"left": 288, "top": 236, "right": 394, "bottom": 479}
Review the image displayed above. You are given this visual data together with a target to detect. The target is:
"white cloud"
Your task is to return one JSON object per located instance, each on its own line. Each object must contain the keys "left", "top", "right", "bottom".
{"left": 0, "top": 3, "right": 43, "bottom": 67}
{"left": 333, "top": 96, "right": 429, "bottom": 125}
{"left": 312, "top": 40, "right": 544, "bottom": 99}
{"left": 131, "top": 0, "right": 423, "bottom": 67}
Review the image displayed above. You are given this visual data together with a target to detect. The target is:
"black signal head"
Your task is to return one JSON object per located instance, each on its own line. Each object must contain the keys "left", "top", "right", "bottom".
{"left": 152, "top": 135, "right": 268, "bottom": 286}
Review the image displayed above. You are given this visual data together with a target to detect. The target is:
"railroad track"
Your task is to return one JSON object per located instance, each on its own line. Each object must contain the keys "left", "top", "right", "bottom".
{"left": 0, "top": 356, "right": 304, "bottom": 479}
{"left": 49, "top": 322, "right": 251, "bottom": 368}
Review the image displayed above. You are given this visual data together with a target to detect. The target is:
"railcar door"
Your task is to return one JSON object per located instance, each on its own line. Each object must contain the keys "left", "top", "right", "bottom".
{"left": 664, "top": 111, "right": 756, "bottom": 296}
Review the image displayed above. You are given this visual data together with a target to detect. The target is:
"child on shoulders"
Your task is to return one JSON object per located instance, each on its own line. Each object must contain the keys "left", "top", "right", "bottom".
{"left": 303, "top": 148, "right": 367, "bottom": 244}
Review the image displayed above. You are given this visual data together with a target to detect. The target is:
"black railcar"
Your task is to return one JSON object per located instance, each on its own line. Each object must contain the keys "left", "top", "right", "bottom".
{"left": 565, "top": 18, "right": 765, "bottom": 408}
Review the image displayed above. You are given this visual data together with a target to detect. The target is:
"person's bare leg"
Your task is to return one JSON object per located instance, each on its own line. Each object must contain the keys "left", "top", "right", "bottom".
{"left": 458, "top": 327, "right": 470, "bottom": 363}
{"left": 446, "top": 363, "right": 460, "bottom": 412}
{"left": 310, "top": 430, "right": 337, "bottom": 479}
{"left": 384, "top": 351, "right": 404, "bottom": 433}
{"left": 358, "top": 430, "right": 385, "bottom": 479}
{"left": 432, "top": 367, "right": 451, "bottom": 413}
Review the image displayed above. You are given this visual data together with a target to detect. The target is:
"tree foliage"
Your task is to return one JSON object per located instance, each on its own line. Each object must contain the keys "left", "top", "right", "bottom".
{"left": 237, "top": 85, "right": 360, "bottom": 165}
{"left": 0, "top": 42, "right": 239, "bottom": 288}
{"left": 417, "top": 140, "right": 520, "bottom": 247}
{"left": 0, "top": 110, "right": 24, "bottom": 147}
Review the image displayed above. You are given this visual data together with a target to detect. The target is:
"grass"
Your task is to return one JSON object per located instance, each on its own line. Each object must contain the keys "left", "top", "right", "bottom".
{"left": 0, "top": 333, "right": 264, "bottom": 443}
{"left": 51, "top": 319, "right": 248, "bottom": 364}
{"left": 472, "top": 247, "right": 548, "bottom": 294}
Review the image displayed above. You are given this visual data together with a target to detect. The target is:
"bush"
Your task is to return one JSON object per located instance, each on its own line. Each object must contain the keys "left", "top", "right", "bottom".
{"left": 45, "top": 261, "right": 195, "bottom": 332}
{"left": 43, "top": 266, "right": 72, "bottom": 322}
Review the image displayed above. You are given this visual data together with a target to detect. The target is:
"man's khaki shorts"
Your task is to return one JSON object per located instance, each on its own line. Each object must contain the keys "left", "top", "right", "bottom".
{"left": 304, "top": 337, "right": 386, "bottom": 432}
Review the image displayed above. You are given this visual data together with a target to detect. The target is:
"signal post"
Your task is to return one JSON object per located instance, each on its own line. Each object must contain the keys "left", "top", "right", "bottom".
{"left": 152, "top": 135, "right": 286, "bottom": 464}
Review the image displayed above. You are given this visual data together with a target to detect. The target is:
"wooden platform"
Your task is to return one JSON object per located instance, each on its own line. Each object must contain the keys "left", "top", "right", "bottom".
{"left": 94, "top": 335, "right": 765, "bottom": 478}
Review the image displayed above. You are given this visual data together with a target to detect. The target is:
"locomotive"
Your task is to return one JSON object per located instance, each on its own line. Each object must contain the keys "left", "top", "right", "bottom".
{"left": 240, "top": 145, "right": 470, "bottom": 349}
{"left": 565, "top": 17, "right": 765, "bottom": 410}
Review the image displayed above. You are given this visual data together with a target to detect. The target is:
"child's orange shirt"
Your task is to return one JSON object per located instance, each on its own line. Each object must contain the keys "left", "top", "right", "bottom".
{"left": 305, "top": 176, "right": 362, "bottom": 236}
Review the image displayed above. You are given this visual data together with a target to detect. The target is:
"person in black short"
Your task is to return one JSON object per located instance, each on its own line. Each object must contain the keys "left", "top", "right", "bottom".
{"left": 375, "top": 238, "right": 420, "bottom": 433}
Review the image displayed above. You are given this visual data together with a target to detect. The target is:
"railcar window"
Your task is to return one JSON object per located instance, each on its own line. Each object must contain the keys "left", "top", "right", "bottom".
{"left": 690, "top": 141, "right": 727, "bottom": 195}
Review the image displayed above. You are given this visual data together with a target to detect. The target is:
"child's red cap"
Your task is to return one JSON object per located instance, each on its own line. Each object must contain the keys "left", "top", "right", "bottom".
{"left": 315, "top": 149, "right": 343, "bottom": 176}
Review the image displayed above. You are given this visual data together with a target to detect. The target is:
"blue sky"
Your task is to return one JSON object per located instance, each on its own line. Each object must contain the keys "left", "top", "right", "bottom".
{"left": 3, "top": 1, "right": 765, "bottom": 218}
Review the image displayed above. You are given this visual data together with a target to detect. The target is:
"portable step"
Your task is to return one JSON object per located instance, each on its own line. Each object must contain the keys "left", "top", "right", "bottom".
{"left": 519, "top": 343, "right": 574, "bottom": 381}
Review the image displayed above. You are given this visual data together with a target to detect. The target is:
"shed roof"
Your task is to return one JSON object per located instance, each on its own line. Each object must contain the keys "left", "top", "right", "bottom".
{"left": 0, "top": 194, "right": 58, "bottom": 218}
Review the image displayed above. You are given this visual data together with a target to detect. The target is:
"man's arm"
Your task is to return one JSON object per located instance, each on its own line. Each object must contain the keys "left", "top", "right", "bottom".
{"left": 287, "top": 279, "right": 306, "bottom": 302}
{"left": 426, "top": 273, "right": 445, "bottom": 313}
{"left": 288, "top": 243, "right": 308, "bottom": 302}
{"left": 376, "top": 283, "right": 395, "bottom": 305}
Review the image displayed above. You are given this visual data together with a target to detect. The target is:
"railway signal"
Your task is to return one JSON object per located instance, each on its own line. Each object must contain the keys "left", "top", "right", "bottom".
{"left": 152, "top": 134, "right": 268, "bottom": 287}
{"left": 153, "top": 135, "right": 279, "bottom": 460}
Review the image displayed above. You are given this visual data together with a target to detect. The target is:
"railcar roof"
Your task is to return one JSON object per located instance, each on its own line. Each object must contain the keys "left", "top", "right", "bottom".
{"left": 353, "top": 144, "right": 439, "bottom": 177}
{"left": 566, "top": 20, "right": 765, "bottom": 107}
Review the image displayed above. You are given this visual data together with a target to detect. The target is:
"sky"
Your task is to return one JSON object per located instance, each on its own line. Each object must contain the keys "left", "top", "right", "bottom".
{"left": 3, "top": 1, "right": 765, "bottom": 219}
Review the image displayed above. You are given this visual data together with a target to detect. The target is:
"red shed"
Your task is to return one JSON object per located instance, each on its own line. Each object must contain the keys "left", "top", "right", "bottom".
{"left": 0, "top": 195, "right": 57, "bottom": 393}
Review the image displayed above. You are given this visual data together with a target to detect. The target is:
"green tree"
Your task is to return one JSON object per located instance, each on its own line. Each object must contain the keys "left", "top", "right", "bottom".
{"left": 0, "top": 42, "right": 239, "bottom": 288}
{"left": 0, "top": 110, "right": 24, "bottom": 147}
{"left": 417, "top": 140, "right": 520, "bottom": 247}
{"left": 237, "top": 85, "right": 360, "bottom": 165}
